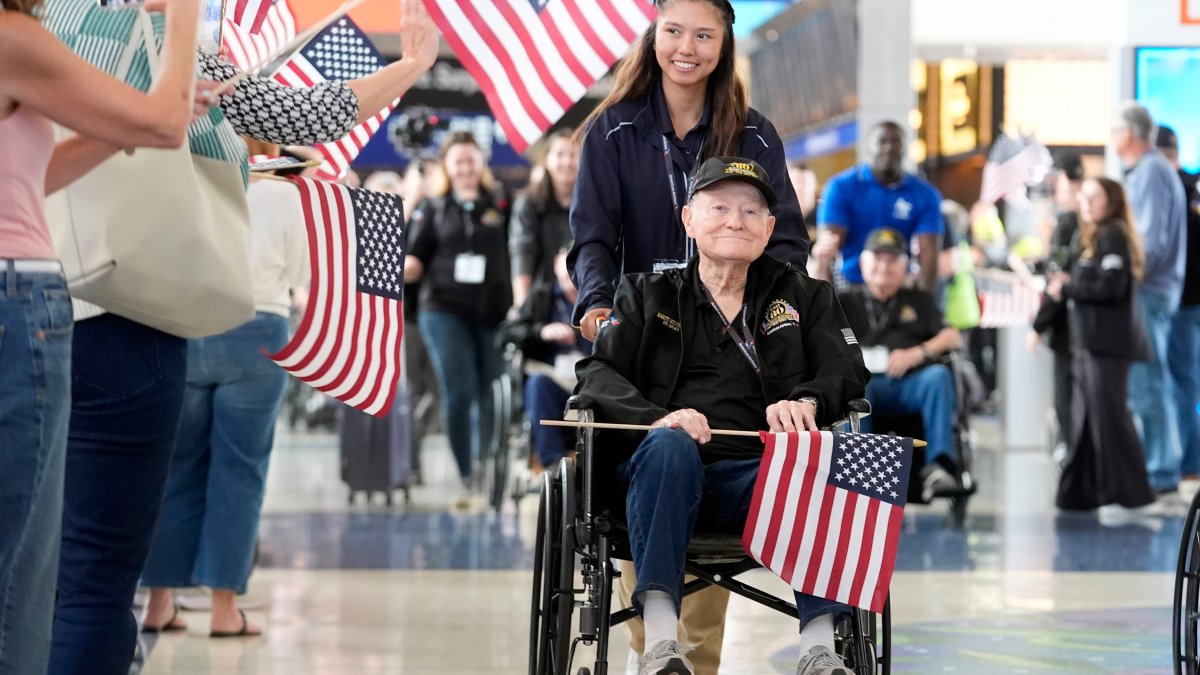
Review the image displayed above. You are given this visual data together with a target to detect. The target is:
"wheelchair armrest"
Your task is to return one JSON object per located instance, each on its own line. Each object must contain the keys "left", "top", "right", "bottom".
{"left": 564, "top": 394, "right": 595, "bottom": 422}
{"left": 846, "top": 398, "right": 872, "bottom": 415}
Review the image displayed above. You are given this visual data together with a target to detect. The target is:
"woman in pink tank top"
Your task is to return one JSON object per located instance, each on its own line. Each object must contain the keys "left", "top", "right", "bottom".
{"left": 0, "top": 0, "right": 205, "bottom": 671}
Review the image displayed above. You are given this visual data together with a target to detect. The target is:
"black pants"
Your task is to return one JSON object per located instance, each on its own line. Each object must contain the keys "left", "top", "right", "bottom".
{"left": 1057, "top": 350, "right": 1157, "bottom": 510}
{"left": 1052, "top": 348, "right": 1072, "bottom": 445}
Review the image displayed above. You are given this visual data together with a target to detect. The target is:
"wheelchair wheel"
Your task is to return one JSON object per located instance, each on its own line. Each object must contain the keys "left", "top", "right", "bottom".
{"left": 1173, "top": 488, "right": 1200, "bottom": 674}
{"left": 488, "top": 372, "right": 514, "bottom": 511}
{"left": 529, "top": 460, "right": 578, "bottom": 675}
{"left": 836, "top": 597, "right": 891, "bottom": 674}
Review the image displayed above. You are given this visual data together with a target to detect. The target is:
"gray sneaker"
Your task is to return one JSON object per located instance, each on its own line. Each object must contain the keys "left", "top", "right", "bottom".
{"left": 796, "top": 645, "right": 851, "bottom": 675}
{"left": 637, "top": 640, "right": 694, "bottom": 675}
{"left": 921, "top": 463, "right": 958, "bottom": 500}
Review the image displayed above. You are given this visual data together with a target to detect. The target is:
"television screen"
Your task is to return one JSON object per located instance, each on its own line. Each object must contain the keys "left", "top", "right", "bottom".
{"left": 1136, "top": 47, "right": 1200, "bottom": 173}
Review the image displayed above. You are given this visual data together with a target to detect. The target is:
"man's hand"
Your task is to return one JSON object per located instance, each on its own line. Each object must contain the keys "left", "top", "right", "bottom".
{"left": 539, "top": 322, "right": 577, "bottom": 345}
{"left": 767, "top": 399, "right": 819, "bottom": 433}
{"left": 652, "top": 408, "right": 711, "bottom": 444}
{"left": 811, "top": 229, "right": 840, "bottom": 265}
{"left": 886, "top": 346, "right": 925, "bottom": 379}
{"left": 579, "top": 306, "right": 611, "bottom": 342}
{"left": 399, "top": 0, "right": 440, "bottom": 70}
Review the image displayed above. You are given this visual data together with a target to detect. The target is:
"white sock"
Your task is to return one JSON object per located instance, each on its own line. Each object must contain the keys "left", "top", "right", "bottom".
{"left": 798, "top": 612, "right": 836, "bottom": 655}
{"left": 639, "top": 590, "right": 679, "bottom": 651}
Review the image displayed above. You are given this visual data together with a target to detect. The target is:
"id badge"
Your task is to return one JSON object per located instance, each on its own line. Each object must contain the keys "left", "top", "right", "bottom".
{"left": 454, "top": 253, "right": 487, "bottom": 284}
{"left": 652, "top": 259, "right": 687, "bottom": 273}
{"left": 861, "top": 346, "right": 890, "bottom": 374}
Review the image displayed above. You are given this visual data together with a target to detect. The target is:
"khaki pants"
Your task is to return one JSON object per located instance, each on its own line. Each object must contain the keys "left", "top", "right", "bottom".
{"left": 616, "top": 559, "right": 730, "bottom": 675}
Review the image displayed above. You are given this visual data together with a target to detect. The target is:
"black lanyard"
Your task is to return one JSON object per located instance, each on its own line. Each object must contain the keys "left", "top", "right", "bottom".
{"left": 865, "top": 294, "right": 897, "bottom": 334}
{"left": 699, "top": 282, "right": 761, "bottom": 377}
{"left": 661, "top": 135, "right": 705, "bottom": 261}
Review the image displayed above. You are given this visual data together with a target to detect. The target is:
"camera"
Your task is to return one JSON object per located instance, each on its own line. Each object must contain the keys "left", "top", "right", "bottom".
{"left": 1047, "top": 246, "right": 1071, "bottom": 274}
{"left": 389, "top": 111, "right": 450, "bottom": 158}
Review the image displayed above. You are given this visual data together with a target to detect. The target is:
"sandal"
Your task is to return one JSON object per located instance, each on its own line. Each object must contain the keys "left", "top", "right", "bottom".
{"left": 141, "top": 606, "right": 186, "bottom": 634}
{"left": 210, "top": 609, "right": 261, "bottom": 638}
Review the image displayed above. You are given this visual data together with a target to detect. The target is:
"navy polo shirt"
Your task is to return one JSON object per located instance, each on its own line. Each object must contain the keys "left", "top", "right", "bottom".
{"left": 817, "top": 165, "right": 944, "bottom": 284}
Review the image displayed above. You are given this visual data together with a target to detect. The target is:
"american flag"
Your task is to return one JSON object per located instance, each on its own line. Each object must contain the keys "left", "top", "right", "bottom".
{"left": 267, "top": 178, "right": 406, "bottom": 417}
{"left": 743, "top": 432, "right": 913, "bottom": 613}
{"left": 422, "top": 0, "right": 655, "bottom": 153}
{"left": 980, "top": 133, "right": 1053, "bottom": 210}
{"left": 221, "top": 0, "right": 297, "bottom": 70}
{"left": 975, "top": 268, "right": 1041, "bottom": 328}
{"left": 226, "top": 0, "right": 274, "bottom": 35}
{"left": 273, "top": 17, "right": 395, "bottom": 180}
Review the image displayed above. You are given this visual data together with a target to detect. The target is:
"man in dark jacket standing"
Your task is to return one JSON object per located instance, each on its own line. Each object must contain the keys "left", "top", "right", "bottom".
{"left": 576, "top": 157, "right": 867, "bottom": 675}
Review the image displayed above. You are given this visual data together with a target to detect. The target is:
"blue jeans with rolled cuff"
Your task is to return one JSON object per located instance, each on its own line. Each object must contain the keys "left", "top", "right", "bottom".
{"left": 141, "top": 312, "right": 290, "bottom": 594}
{"left": 1129, "top": 288, "right": 1182, "bottom": 491}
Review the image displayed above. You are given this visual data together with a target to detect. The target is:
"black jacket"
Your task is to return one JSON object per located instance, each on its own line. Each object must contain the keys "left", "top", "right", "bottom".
{"left": 575, "top": 254, "right": 867, "bottom": 460}
{"left": 407, "top": 190, "right": 512, "bottom": 326}
{"left": 1063, "top": 220, "right": 1150, "bottom": 361}
{"left": 567, "top": 85, "right": 810, "bottom": 324}
{"left": 509, "top": 192, "right": 570, "bottom": 286}
{"left": 1032, "top": 212, "right": 1080, "bottom": 353}
{"left": 498, "top": 280, "right": 589, "bottom": 367}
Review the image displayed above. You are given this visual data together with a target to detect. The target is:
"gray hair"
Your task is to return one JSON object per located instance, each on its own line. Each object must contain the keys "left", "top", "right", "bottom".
{"left": 363, "top": 170, "right": 403, "bottom": 193}
{"left": 1117, "top": 102, "right": 1155, "bottom": 143}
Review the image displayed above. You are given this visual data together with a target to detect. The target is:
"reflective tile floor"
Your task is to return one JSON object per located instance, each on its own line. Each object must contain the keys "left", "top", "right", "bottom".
{"left": 137, "top": 417, "right": 1191, "bottom": 674}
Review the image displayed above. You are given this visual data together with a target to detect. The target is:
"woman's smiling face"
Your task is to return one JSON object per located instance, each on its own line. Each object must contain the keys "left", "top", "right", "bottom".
{"left": 654, "top": 0, "right": 725, "bottom": 90}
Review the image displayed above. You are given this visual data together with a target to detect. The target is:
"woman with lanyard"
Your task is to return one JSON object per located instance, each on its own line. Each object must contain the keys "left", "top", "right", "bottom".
{"left": 568, "top": 0, "right": 809, "bottom": 343}
{"left": 564, "top": 1, "right": 808, "bottom": 672}
{"left": 404, "top": 131, "right": 511, "bottom": 505}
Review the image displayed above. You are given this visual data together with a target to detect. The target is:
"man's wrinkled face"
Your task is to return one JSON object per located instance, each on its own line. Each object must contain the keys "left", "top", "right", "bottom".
{"left": 683, "top": 181, "right": 775, "bottom": 265}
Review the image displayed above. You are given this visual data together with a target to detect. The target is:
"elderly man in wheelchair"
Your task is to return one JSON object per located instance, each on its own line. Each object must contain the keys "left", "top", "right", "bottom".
{"left": 573, "top": 157, "right": 870, "bottom": 675}
{"left": 835, "top": 228, "right": 964, "bottom": 502}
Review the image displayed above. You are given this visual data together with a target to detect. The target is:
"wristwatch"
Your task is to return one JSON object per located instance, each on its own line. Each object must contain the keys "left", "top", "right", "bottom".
{"left": 799, "top": 396, "right": 819, "bottom": 413}
{"left": 920, "top": 344, "right": 934, "bottom": 360}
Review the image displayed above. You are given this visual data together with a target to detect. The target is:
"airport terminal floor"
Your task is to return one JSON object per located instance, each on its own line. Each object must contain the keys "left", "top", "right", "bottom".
{"left": 135, "top": 417, "right": 1186, "bottom": 675}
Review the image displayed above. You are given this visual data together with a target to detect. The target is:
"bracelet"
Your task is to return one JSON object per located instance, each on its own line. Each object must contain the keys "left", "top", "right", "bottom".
{"left": 920, "top": 344, "right": 933, "bottom": 359}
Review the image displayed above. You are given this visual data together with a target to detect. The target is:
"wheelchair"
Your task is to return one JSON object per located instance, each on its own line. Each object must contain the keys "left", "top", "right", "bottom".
{"left": 865, "top": 351, "right": 976, "bottom": 527}
{"left": 1174, "top": 487, "right": 1200, "bottom": 674}
{"left": 529, "top": 396, "right": 891, "bottom": 675}
{"left": 485, "top": 341, "right": 532, "bottom": 511}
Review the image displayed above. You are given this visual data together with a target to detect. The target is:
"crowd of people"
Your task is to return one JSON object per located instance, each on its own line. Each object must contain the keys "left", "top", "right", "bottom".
{"left": 4, "top": 0, "right": 1200, "bottom": 673}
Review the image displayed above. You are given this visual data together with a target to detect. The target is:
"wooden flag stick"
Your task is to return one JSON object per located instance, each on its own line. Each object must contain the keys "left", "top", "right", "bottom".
{"left": 539, "top": 419, "right": 928, "bottom": 447}
{"left": 210, "top": 0, "right": 369, "bottom": 97}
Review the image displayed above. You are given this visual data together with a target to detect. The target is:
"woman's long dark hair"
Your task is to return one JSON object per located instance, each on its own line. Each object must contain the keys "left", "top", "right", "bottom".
{"left": 1080, "top": 176, "right": 1146, "bottom": 282}
{"left": 578, "top": 0, "right": 747, "bottom": 157}
{"left": 528, "top": 128, "right": 576, "bottom": 212}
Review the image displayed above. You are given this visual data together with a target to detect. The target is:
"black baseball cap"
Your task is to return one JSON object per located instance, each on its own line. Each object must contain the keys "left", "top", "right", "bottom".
{"left": 1156, "top": 124, "right": 1179, "bottom": 150}
{"left": 864, "top": 228, "right": 906, "bottom": 256}
{"left": 687, "top": 156, "right": 778, "bottom": 207}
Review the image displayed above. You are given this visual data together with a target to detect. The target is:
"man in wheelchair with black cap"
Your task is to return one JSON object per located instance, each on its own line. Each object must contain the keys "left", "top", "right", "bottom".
{"left": 575, "top": 157, "right": 869, "bottom": 675}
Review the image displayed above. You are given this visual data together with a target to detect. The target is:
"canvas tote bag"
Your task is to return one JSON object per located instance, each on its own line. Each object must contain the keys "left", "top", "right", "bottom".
{"left": 44, "top": 9, "right": 255, "bottom": 338}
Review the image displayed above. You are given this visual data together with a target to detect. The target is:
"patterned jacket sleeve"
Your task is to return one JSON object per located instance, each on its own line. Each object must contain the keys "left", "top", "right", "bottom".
{"left": 202, "top": 52, "right": 361, "bottom": 146}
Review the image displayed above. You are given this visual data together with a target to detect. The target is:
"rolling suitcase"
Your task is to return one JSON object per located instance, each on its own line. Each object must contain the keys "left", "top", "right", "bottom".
{"left": 338, "top": 388, "right": 413, "bottom": 506}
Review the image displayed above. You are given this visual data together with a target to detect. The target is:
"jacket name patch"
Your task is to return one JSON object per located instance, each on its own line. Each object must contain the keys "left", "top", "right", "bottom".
{"left": 657, "top": 312, "right": 681, "bottom": 332}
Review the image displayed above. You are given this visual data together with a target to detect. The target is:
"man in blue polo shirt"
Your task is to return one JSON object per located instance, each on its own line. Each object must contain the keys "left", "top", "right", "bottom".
{"left": 811, "top": 120, "right": 944, "bottom": 291}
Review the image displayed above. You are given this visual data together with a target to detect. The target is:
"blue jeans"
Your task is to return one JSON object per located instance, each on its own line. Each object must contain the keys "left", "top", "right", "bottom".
{"left": 618, "top": 428, "right": 846, "bottom": 627}
{"left": 141, "top": 313, "right": 289, "bottom": 593}
{"left": 862, "top": 364, "right": 956, "bottom": 465}
{"left": 1170, "top": 304, "right": 1200, "bottom": 477}
{"left": 525, "top": 373, "right": 571, "bottom": 468}
{"left": 0, "top": 266, "right": 71, "bottom": 674}
{"left": 1129, "top": 288, "right": 1182, "bottom": 490}
{"left": 418, "top": 311, "right": 500, "bottom": 480}
{"left": 50, "top": 314, "right": 187, "bottom": 675}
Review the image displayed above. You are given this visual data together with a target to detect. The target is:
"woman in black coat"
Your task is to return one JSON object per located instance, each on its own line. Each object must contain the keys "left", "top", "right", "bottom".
{"left": 1047, "top": 177, "right": 1157, "bottom": 511}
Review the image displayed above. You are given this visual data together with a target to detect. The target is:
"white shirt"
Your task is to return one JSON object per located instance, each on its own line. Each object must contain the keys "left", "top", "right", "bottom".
{"left": 247, "top": 179, "right": 309, "bottom": 317}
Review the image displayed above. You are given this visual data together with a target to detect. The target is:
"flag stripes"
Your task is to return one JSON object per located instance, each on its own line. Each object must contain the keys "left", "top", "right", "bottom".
{"left": 268, "top": 178, "right": 405, "bottom": 416}
{"left": 423, "top": 0, "right": 655, "bottom": 153}
{"left": 743, "top": 432, "right": 911, "bottom": 613}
